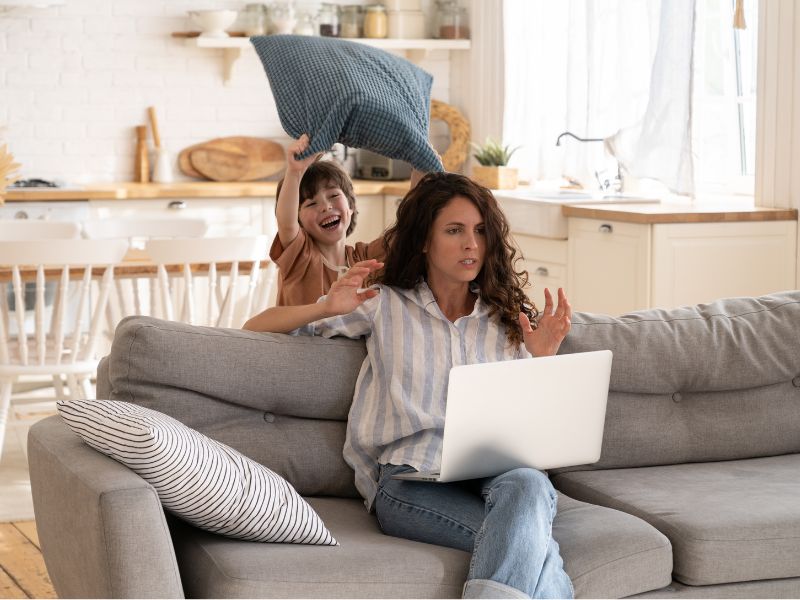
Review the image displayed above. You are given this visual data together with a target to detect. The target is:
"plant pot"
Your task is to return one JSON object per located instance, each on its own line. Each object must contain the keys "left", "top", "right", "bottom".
{"left": 471, "top": 165, "right": 518, "bottom": 190}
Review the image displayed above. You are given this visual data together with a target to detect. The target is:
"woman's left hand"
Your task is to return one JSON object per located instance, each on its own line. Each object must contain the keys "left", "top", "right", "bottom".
{"left": 519, "top": 288, "right": 572, "bottom": 357}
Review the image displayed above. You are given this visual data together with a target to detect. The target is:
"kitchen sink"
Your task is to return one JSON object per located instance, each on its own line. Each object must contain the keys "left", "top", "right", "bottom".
{"left": 495, "top": 189, "right": 660, "bottom": 239}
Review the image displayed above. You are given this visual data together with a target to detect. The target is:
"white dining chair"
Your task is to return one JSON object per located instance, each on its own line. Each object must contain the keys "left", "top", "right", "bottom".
{"left": 0, "top": 239, "right": 129, "bottom": 462}
{"left": 81, "top": 217, "right": 208, "bottom": 240}
{"left": 142, "top": 235, "right": 273, "bottom": 328}
{"left": 0, "top": 219, "right": 81, "bottom": 240}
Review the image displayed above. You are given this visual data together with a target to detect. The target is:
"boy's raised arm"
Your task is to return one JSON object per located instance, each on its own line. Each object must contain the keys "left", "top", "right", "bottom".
{"left": 276, "top": 134, "right": 321, "bottom": 247}
{"left": 243, "top": 260, "right": 383, "bottom": 333}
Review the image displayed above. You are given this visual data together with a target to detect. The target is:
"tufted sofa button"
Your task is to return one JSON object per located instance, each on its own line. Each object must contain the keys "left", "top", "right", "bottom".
{"left": 793, "top": 376, "right": 800, "bottom": 388}
{"left": 672, "top": 392, "right": 682, "bottom": 403}
{"left": 263, "top": 412, "right": 276, "bottom": 423}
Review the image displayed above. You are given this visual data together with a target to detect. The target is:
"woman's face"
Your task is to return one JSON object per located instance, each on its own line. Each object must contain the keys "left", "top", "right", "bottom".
{"left": 424, "top": 194, "right": 486, "bottom": 286}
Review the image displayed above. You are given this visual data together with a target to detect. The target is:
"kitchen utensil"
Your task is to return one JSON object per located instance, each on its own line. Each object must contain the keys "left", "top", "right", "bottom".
{"left": 178, "top": 137, "right": 286, "bottom": 182}
{"left": 188, "top": 9, "right": 238, "bottom": 39}
{"left": 148, "top": 106, "right": 174, "bottom": 183}
{"left": 134, "top": 125, "right": 149, "bottom": 183}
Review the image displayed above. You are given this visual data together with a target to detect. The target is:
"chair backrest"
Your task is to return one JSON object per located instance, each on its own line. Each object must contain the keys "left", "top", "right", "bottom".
{"left": 81, "top": 218, "right": 208, "bottom": 240}
{"left": 0, "top": 220, "right": 81, "bottom": 240}
{"left": 0, "top": 239, "right": 129, "bottom": 369}
{"left": 110, "top": 236, "right": 273, "bottom": 329}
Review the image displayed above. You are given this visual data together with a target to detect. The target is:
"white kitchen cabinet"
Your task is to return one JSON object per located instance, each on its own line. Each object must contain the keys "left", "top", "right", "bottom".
{"left": 89, "top": 198, "right": 269, "bottom": 239}
{"left": 383, "top": 195, "right": 403, "bottom": 230}
{"left": 567, "top": 217, "right": 797, "bottom": 315}
{"left": 349, "top": 195, "right": 385, "bottom": 245}
{"left": 513, "top": 234, "right": 568, "bottom": 314}
{"left": 650, "top": 221, "right": 797, "bottom": 309}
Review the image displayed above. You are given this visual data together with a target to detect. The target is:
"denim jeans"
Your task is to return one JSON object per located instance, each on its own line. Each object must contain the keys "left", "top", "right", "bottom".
{"left": 375, "top": 464, "right": 574, "bottom": 599}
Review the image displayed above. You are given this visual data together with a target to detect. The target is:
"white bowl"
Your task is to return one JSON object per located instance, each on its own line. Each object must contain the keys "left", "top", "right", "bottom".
{"left": 188, "top": 9, "right": 238, "bottom": 38}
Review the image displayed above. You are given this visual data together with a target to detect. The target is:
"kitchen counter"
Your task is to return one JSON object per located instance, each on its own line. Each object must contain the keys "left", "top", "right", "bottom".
{"left": 4, "top": 180, "right": 412, "bottom": 201}
{"left": 562, "top": 202, "right": 798, "bottom": 224}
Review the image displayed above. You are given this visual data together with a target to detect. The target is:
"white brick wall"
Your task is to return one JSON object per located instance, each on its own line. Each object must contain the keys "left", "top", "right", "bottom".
{"left": 0, "top": 0, "right": 454, "bottom": 183}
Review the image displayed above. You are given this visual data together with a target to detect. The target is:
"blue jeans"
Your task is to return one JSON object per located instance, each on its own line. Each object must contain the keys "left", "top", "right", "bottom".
{"left": 375, "top": 464, "right": 574, "bottom": 599}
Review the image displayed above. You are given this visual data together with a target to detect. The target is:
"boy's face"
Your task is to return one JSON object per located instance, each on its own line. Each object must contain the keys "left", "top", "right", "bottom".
{"left": 298, "top": 182, "right": 354, "bottom": 244}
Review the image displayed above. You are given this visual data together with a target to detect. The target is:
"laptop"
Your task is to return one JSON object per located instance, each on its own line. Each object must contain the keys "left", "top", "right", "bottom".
{"left": 392, "top": 350, "right": 613, "bottom": 483}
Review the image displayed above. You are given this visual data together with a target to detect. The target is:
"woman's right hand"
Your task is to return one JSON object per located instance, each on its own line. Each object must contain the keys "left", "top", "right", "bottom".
{"left": 287, "top": 134, "right": 321, "bottom": 174}
{"left": 324, "top": 259, "right": 384, "bottom": 316}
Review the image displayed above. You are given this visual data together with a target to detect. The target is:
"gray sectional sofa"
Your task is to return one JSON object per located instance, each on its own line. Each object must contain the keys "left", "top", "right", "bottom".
{"left": 28, "top": 291, "right": 800, "bottom": 598}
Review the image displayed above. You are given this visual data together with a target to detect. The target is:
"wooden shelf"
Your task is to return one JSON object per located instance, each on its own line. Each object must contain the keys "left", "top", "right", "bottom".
{"left": 176, "top": 34, "right": 471, "bottom": 84}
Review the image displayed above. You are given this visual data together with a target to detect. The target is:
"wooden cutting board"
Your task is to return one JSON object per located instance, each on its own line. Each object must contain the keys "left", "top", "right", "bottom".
{"left": 178, "top": 137, "right": 286, "bottom": 181}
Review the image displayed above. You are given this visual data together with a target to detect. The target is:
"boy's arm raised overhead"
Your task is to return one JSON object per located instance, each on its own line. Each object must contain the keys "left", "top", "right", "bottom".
{"left": 276, "top": 134, "right": 321, "bottom": 247}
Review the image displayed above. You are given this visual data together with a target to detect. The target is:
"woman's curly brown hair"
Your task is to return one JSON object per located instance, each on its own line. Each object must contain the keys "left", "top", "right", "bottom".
{"left": 379, "top": 172, "right": 538, "bottom": 347}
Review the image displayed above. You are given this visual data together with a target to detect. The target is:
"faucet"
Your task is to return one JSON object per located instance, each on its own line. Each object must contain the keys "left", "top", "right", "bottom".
{"left": 555, "top": 131, "right": 604, "bottom": 146}
{"left": 554, "top": 131, "right": 623, "bottom": 192}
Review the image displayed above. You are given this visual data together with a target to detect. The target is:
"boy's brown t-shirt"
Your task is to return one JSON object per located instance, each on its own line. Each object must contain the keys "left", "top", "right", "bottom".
{"left": 269, "top": 229, "right": 386, "bottom": 306}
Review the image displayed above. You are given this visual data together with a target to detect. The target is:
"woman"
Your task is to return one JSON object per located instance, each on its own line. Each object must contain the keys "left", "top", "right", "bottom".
{"left": 244, "top": 172, "right": 573, "bottom": 599}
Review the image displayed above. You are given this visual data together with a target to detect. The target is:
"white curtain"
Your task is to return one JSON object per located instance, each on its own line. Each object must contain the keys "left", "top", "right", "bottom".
{"left": 503, "top": 0, "right": 696, "bottom": 195}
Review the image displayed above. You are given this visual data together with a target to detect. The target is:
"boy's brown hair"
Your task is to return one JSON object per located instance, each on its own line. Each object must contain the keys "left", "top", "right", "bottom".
{"left": 276, "top": 160, "right": 358, "bottom": 236}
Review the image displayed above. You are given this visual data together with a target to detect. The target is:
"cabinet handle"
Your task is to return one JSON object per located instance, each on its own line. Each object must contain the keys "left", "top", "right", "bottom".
{"left": 167, "top": 200, "right": 187, "bottom": 210}
{"left": 534, "top": 267, "right": 549, "bottom": 277}
{"left": 599, "top": 223, "right": 613, "bottom": 234}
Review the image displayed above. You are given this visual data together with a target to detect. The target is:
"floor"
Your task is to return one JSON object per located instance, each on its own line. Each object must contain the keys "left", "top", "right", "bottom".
{"left": 0, "top": 381, "right": 63, "bottom": 599}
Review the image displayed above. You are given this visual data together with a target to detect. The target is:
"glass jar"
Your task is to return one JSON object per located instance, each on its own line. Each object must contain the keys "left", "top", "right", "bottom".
{"left": 269, "top": 1, "right": 296, "bottom": 35}
{"left": 435, "top": 0, "right": 469, "bottom": 39}
{"left": 293, "top": 9, "right": 316, "bottom": 36}
{"left": 340, "top": 5, "right": 363, "bottom": 38}
{"left": 318, "top": 3, "right": 340, "bottom": 37}
{"left": 363, "top": 4, "right": 388, "bottom": 39}
{"left": 240, "top": 3, "right": 268, "bottom": 36}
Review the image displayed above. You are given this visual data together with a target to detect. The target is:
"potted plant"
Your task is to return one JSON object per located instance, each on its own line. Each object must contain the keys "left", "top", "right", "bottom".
{"left": 470, "top": 138, "right": 520, "bottom": 190}
{"left": 0, "top": 144, "right": 21, "bottom": 205}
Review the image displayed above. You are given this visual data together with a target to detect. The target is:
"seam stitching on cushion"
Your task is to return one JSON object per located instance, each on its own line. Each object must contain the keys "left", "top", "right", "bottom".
{"left": 556, "top": 478, "right": 800, "bottom": 543}
{"left": 571, "top": 299, "right": 800, "bottom": 327}
{"left": 570, "top": 544, "right": 672, "bottom": 582}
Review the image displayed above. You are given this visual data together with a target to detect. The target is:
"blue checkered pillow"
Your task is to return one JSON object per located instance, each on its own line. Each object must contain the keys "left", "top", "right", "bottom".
{"left": 251, "top": 35, "right": 443, "bottom": 173}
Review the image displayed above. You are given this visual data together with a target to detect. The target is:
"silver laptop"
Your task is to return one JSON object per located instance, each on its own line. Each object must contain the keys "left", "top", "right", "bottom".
{"left": 392, "top": 350, "right": 613, "bottom": 483}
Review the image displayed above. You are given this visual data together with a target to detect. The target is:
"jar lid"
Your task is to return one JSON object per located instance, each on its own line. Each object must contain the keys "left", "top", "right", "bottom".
{"left": 365, "top": 4, "right": 386, "bottom": 11}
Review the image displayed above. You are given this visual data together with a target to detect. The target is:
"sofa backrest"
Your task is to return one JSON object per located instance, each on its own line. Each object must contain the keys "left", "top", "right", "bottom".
{"left": 554, "top": 291, "right": 800, "bottom": 472}
{"left": 97, "top": 316, "right": 365, "bottom": 497}
{"left": 97, "top": 292, "right": 800, "bottom": 494}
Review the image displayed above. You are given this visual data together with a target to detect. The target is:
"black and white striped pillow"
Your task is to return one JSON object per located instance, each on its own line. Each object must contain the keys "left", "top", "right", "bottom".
{"left": 57, "top": 399, "right": 337, "bottom": 545}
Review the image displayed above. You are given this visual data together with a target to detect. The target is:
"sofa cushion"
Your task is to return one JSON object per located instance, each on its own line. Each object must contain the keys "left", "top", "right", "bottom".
{"left": 250, "top": 35, "right": 442, "bottom": 173}
{"left": 57, "top": 399, "right": 337, "bottom": 545}
{"left": 99, "top": 316, "right": 365, "bottom": 497}
{"left": 556, "top": 291, "right": 800, "bottom": 471}
{"left": 169, "top": 494, "right": 671, "bottom": 598}
{"left": 552, "top": 454, "right": 800, "bottom": 586}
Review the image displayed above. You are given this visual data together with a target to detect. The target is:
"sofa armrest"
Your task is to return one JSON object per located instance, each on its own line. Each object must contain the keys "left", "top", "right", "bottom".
{"left": 28, "top": 415, "right": 184, "bottom": 599}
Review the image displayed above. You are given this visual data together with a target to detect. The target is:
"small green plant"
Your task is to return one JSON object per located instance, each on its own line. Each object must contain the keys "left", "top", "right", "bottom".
{"left": 471, "top": 138, "right": 520, "bottom": 167}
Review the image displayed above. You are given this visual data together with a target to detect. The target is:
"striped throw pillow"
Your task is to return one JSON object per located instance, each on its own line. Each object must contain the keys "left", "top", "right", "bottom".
{"left": 57, "top": 399, "right": 337, "bottom": 545}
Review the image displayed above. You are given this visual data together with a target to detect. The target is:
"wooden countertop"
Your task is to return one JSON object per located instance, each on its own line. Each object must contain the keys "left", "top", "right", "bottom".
{"left": 562, "top": 202, "right": 798, "bottom": 224}
{"left": 4, "top": 180, "right": 411, "bottom": 201}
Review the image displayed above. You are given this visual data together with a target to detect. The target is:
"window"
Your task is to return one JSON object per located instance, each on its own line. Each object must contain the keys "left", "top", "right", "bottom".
{"left": 693, "top": 0, "right": 758, "bottom": 197}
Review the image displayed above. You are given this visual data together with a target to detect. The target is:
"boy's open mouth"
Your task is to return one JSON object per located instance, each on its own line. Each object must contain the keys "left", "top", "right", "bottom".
{"left": 320, "top": 215, "right": 341, "bottom": 230}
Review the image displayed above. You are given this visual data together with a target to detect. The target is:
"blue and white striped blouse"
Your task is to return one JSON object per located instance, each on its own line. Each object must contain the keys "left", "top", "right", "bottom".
{"left": 301, "top": 281, "right": 530, "bottom": 510}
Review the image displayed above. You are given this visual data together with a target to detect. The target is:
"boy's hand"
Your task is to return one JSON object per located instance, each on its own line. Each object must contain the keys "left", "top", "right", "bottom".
{"left": 520, "top": 288, "right": 572, "bottom": 357}
{"left": 287, "top": 134, "right": 321, "bottom": 174}
{"left": 323, "top": 260, "right": 384, "bottom": 316}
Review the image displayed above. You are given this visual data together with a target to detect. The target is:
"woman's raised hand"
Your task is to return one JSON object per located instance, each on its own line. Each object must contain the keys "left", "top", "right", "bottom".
{"left": 287, "top": 134, "right": 321, "bottom": 174}
{"left": 324, "top": 259, "right": 384, "bottom": 316}
{"left": 519, "top": 288, "right": 572, "bottom": 357}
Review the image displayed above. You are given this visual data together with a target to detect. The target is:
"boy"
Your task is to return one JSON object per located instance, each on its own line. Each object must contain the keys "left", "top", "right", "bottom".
{"left": 270, "top": 134, "right": 427, "bottom": 306}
